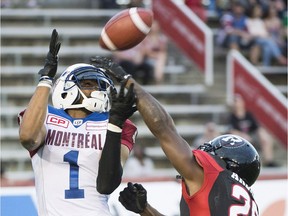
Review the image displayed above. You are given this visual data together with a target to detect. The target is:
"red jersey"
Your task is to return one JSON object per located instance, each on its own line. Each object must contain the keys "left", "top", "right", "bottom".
{"left": 181, "top": 150, "right": 259, "bottom": 216}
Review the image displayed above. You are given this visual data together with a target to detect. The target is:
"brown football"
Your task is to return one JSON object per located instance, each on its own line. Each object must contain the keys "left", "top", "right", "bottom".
{"left": 99, "top": 7, "right": 153, "bottom": 51}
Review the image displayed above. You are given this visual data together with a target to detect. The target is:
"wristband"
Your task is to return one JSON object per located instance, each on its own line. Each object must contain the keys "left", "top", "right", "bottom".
{"left": 38, "top": 78, "right": 53, "bottom": 88}
{"left": 107, "top": 123, "right": 122, "bottom": 133}
{"left": 39, "top": 75, "right": 53, "bottom": 81}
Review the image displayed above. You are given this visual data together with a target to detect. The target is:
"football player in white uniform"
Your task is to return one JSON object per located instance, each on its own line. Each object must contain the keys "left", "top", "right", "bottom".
{"left": 18, "top": 29, "right": 138, "bottom": 216}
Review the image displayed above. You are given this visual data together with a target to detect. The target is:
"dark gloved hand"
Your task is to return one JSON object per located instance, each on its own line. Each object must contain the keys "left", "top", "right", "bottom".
{"left": 90, "top": 56, "right": 131, "bottom": 84}
{"left": 109, "top": 83, "right": 137, "bottom": 128}
{"left": 38, "top": 29, "right": 61, "bottom": 79}
{"left": 119, "top": 182, "right": 147, "bottom": 213}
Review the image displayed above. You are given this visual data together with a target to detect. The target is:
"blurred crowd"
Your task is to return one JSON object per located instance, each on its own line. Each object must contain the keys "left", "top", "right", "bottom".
{"left": 216, "top": 0, "right": 287, "bottom": 66}
{"left": 3, "top": 0, "right": 286, "bottom": 68}
{"left": 0, "top": 0, "right": 151, "bottom": 9}
{"left": 1, "top": 0, "right": 285, "bottom": 187}
{"left": 192, "top": 94, "right": 279, "bottom": 168}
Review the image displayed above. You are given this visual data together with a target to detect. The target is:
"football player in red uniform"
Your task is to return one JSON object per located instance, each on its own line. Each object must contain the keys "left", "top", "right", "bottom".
{"left": 93, "top": 57, "right": 261, "bottom": 216}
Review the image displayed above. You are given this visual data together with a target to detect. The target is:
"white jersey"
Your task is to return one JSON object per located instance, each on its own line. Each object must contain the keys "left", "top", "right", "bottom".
{"left": 27, "top": 105, "right": 137, "bottom": 216}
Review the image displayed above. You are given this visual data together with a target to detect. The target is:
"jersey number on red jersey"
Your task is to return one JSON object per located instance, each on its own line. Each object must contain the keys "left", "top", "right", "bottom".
{"left": 229, "top": 184, "right": 259, "bottom": 216}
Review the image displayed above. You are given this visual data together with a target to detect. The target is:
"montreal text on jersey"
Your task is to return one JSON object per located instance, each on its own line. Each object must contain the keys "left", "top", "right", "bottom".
{"left": 45, "top": 129, "right": 103, "bottom": 150}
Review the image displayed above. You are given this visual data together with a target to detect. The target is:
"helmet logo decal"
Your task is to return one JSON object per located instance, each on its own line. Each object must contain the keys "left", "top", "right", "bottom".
{"left": 222, "top": 136, "right": 243, "bottom": 145}
{"left": 207, "top": 134, "right": 260, "bottom": 186}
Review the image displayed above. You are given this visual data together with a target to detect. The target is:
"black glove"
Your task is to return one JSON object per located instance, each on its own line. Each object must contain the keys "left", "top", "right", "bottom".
{"left": 90, "top": 56, "right": 131, "bottom": 83}
{"left": 38, "top": 29, "right": 61, "bottom": 79}
{"left": 119, "top": 182, "right": 147, "bottom": 213}
{"left": 109, "top": 82, "right": 137, "bottom": 128}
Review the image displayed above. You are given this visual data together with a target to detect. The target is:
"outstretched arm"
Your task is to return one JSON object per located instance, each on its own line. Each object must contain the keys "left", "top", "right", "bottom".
{"left": 91, "top": 56, "right": 203, "bottom": 184}
{"left": 127, "top": 79, "right": 201, "bottom": 180}
{"left": 97, "top": 84, "right": 137, "bottom": 194}
{"left": 19, "top": 29, "right": 61, "bottom": 151}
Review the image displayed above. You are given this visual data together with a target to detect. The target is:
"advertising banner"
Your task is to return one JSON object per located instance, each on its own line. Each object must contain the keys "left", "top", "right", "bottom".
{"left": 227, "top": 50, "right": 288, "bottom": 147}
{"left": 152, "top": 0, "right": 213, "bottom": 85}
{"left": 1, "top": 179, "right": 287, "bottom": 216}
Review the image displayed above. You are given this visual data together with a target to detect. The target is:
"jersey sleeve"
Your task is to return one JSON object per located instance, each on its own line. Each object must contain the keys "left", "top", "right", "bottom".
{"left": 121, "top": 119, "right": 138, "bottom": 151}
{"left": 193, "top": 150, "right": 224, "bottom": 173}
{"left": 17, "top": 108, "right": 45, "bottom": 158}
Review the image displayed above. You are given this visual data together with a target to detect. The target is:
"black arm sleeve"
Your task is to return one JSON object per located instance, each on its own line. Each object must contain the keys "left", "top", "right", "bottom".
{"left": 97, "top": 129, "right": 123, "bottom": 194}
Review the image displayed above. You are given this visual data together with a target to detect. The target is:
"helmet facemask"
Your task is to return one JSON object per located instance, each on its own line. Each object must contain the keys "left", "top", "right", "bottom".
{"left": 198, "top": 142, "right": 241, "bottom": 172}
{"left": 52, "top": 63, "right": 114, "bottom": 113}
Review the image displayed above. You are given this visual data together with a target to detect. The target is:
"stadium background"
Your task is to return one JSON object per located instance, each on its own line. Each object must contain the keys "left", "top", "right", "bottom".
{"left": 1, "top": 0, "right": 287, "bottom": 215}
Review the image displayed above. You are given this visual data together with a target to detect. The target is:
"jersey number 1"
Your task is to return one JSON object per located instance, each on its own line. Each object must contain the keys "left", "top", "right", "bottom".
{"left": 64, "top": 150, "right": 85, "bottom": 199}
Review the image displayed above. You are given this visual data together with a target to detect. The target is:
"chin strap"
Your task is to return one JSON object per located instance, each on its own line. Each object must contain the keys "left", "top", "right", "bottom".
{"left": 64, "top": 86, "right": 110, "bottom": 113}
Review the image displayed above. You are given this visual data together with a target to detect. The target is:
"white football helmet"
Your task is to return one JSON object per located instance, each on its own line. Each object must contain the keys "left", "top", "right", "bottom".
{"left": 52, "top": 63, "right": 114, "bottom": 113}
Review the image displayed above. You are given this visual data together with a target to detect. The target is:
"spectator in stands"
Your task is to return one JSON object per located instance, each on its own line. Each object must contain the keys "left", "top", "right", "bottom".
{"left": 246, "top": 4, "right": 287, "bottom": 66}
{"left": 215, "top": 0, "right": 231, "bottom": 17}
{"left": 228, "top": 94, "right": 278, "bottom": 167}
{"left": 123, "top": 145, "right": 155, "bottom": 178}
{"left": 113, "top": 42, "right": 154, "bottom": 85}
{"left": 113, "top": 21, "right": 168, "bottom": 85}
{"left": 270, "top": 0, "right": 287, "bottom": 19}
{"left": 244, "top": 0, "right": 269, "bottom": 14}
{"left": 99, "top": 0, "right": 119, "bottom": 9}
{"left": 142, "top": 21, "right": 168, "bottom": 84}
{"left": 192, "top": 121, "right": 221, "bottom": 147}
{"left": 264, "top": 4, "right": 287, "bottom": 57}
{"left": 216, "top": 1, "right": 260, "bottom": 65}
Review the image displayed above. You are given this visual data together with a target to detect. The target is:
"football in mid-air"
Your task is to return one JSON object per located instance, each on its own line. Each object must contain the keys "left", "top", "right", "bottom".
{"left": 99, "top": 7, "right": 153, "bottom": 51}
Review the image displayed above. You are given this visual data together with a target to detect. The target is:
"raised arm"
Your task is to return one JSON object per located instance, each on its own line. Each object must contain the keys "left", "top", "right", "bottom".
{"left": 96, "top": 84, "right": 137, "bottom": 194}
{"left": 127, "top": 79, "right": 199, "bottom": 179}
{"left": 19, "top": 29, "right": 61, "bottom": 151}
